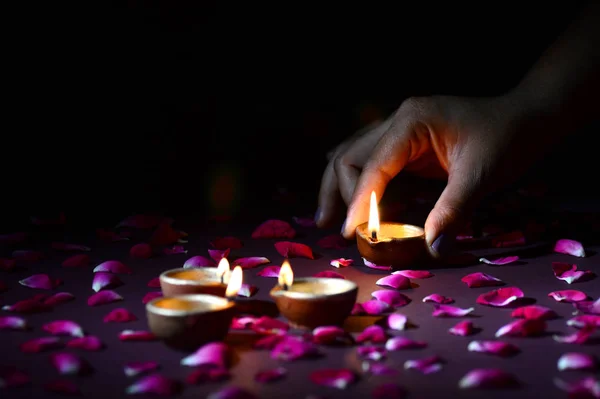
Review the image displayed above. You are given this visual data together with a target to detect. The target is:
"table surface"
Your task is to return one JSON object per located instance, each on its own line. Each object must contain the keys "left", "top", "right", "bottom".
{"left": 1, "top": 190, "right": 599, "bottom": 399}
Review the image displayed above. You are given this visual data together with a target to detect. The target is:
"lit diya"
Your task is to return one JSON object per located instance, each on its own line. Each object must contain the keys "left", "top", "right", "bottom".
{"left": 270, "top": 259, "right": 358, "bottom": 329}
{"left": 159, "top": 257, "right": 232, "bottom": 297}
{"left": 146, "top": 265, "right": 243, "bottom": 350}
{"left": 356, "top": 191, "right": 426, "bottom": 269}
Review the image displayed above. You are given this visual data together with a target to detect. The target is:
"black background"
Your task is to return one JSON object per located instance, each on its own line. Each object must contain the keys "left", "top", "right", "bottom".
{"left": 4, "top": 1, "right": 595, "bottom": 228}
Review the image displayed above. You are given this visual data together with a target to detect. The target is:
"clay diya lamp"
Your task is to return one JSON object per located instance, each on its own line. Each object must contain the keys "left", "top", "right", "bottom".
{"left": 146, "top": 265, "right": 243, "bottom": 350}
{"left": 270, "top": 260, "right": 358, "bottom": 329}
{"left": 356, "top": 191, "right": 426, "bottom": 269}
{"left": 159, "top": 257, "right": 232, "bottom": 297}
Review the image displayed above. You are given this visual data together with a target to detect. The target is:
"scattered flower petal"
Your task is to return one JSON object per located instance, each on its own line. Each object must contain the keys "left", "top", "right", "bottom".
{"left": 0, "top": 316, "right": 27, "bottom": 330}
{"left": 385, "top": 336, "right": 427, "bottom": 351}
{"left": 461, "top": 272, "right": 504, "bottom": 288}
{"left": 206, "top": 386, "right": 257, "bottom": 399}
{"left": 271, "top": 335, "right": 319, "bottom": 361}
{"left": 43, "top": 320, "right": 84, "bottom": 337}
{"left": 97, "top": 228, "right": 131, "bottom": 242}
{"left": 432, "top": 304, "right": 474, "bottom": 317}
{"left": 142, "top": 292, "right": 162, "bottom": 304}
{"left": 293, "top": 216, "right": 316, "bottom": 227}
{"left": 362, "top": 362, "right": 397, "bottom": 376}
{"left": 479, "top": 256, "right": 520, "bottom": 265}
{"left": 94, "top": 260, "right": 132, "bottom": 274}
{"left": 252, "top": 219, "right": 296, "bottom": 239}
{"left": 233, "top": 257, "right": 270, "bottom": 269}
{"left": 548, "top": 290, "right": 588, "bottom": 303}
{"left": 557, "top": 352, "right": 597, "bottom": 371}
{"left": 467, "top": 340, "right": 520, "bottom": 357}
{"left": 20, "top": 336, "right": 63, "bottom": 353}
{"left": 387, "top": 313, "right": 408, "bottom": 331}
{"left": 2, "top": 298, "right": 49, "bottom": 313}
{"left": 208, "top": 249, "right": 230, "bottom": 261}
{"left": 552, "top": 262, "right": 594, "bottom": 284}
{"left": 309, "top": 368, "right": 356, "bottom": 389}
{"left": 62, "top": 254, "right": 90, "bottom": 268}
{"left": 458, "top": 368, "right": 519, "bottom": 389}
{"left": 104, "top": 308, "right": 137, "bottom": 323}
{"left": 554, "top": 375, "right": 600, "bottom": 398}
{"left": 87, "top": 290, "right": 123, "bottom": 306}
{"left": 230, "top": 316, "right": 257, "bottom": 330}
{"left": 422, "top": 294, "right": 453, "bottom": 304}
{"left": 392, "top": 270, "right": 433, "bottom": 279}
{"left": 274, "top": 241, "right": 314, "bottom": 259}
{"left": 476, "top": 287, "right": 524, "bottom": 307}
{"left": 125, "top": 374, "right": 181, "bottom": 396}
{"left": 124, "top": 361, "right": 160, "bottom": 377}
{"left": 51, "top": 242, "right": 91, "bottom": 251}
{"left": 312, "top": 326, "right": 354, "bottom": 346}
{"left": 130, "top": 243, "right": 153, "bottom": 259}
{"left": 12, "top": 250, "right": 43, "bottom": 262}
{"left": 50, "top": 352, "right": 90, "bottom": 375}
{"left": 92, "top": 272, "right": 123, "bottom": 292}
{"left": 449, "top": 320, "right": 476, "bottom": 336}
{"left": 361, "top": 300, "right": 391, "bottom": 315}
{"left": 491, "top": 231, "right": 526, "bottom": 248}
{"left": 371, "top": 383, "right": 407, "bottom": 399}
{"left": 568, "top": 315, "right": 600, "bottom": 328}
{"left": 314, "top": 270, "right": 345, "bottom": 279}
{"left": 237, "top": 284, "right": 258, "bottom": 298}
{"left": 0, "top": 367, "right": 30, "bottom": 388}
{"left": 317, "top": 234, "right": 349, "bottom": 249}
{"left": 404, "top": 355, "right": 444, "bottom": 374}
{"left": 149, "top": 221, "right": 185, "bottom": 246}
{"left": 67, "top": 336, "right": 103, "bottom": 351}
{"left": 362, "top": 258, "right": 391, "bottom": 271}
{"left": 330, "top": 258, "right": 353, "bottom": 268}
{"left": 257, "top": 265, "right": 280, "bottom": 277}
{"left": 254, "top": 334, "right": 286, "bottom": 350}
{"left": 211, "top": 236, "right": 243, "bottom": 250}
{"left": 119, "top": 330, "right": 156, "bottom": 342}
{"left": 251, "top": 317, "right": 289, "bottom": 335}
{"left": 255, "top": 367, "right": 287, "bottom": 383}
{"left": 44, "top": 379, "right": 80, "bottom": 395}
{"left": 19, "top": 274, "right": 60, "bottom": 290}
{"left": 376, "top": 274, "right": 411, "bottom": 290}
{"left": 351, "top": 303, "right": 365, "bottom": 315}
{"left": 511, "top": 305, "right": 558, "bottom": 320}
{"left": 181, "top": 342, "right": 229, "bottom": 368}
{"left": 357, "top": 325, "right": 387, "bottom": 344}
{"left": 495, "top": 319, "right": 546, "bottom": 337}
{"left": 554, "top": 239, "right": 586, "bottom": 257}
{"left": 553, "top": 324, "right": 596, "bottom": 344}
{"left": 183, "top": 255, "right": 215, "bottom": 268}
{"left": 186, "top": 367, "right": 230, "bottom": 384}
{"left": 357, "top": 346, "right": 386, "bottom": 361}
{"left": 573, "top": 298, "right": 600, "bottom": 315}
{"left": 147, "top": 277, "right": 160, "bottom": 288}
{"left": 372, "top": 290, "right": 411, "bottom": 307}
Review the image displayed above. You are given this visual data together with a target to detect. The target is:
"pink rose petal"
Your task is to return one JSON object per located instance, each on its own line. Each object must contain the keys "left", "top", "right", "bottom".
{"left": 2, "top": 298, "right": 49, "bottom": 313}
{"left": 554, "top": 376, "right": 600, "bottom": 398}
{"left": 252, "top": 219, "right": 296, "bottom": 239}
{"left": 361, "top": 300, "right": 391, "bottom": 315}
{"left": 181, "top": 342, "right": 229, "bottom": 368}
{"left": 20, "top": 336, "right": 63, "bottom": 353}
{"left": 147, "top": 277, "right": 160, "bottom": 288}
{"left": 309, "top": 368, "right": 356, "bottom": 389}
{"left": 449, "top": 320, "right": 476, "bottom": 336}
{"left": 495, "top": 319, "right": 546, "bottom": 337}
{"left": 568, "top": 315, "right": 600, "bottom": 328}
{"left": 552, "top": 262, "right": 594, "bottom": 284}
{"left": 149, "top": 221, "right": 186, "bottom": 246}
{"left": 257, "top": 265, "right": 280, "bottom": 277}
{"left": 330, "top": 258, "right": 353, "bottom": 268}
{"left": 274, "top": 241, "right": 314, "bottom": 259}
{"left": 50, "top": 352, "right": 90, "bottom": 375}
{"left": 467, "top": 340, "right": 520, "bottom": 357}
{"left": 392, "top": 270, "right": 433, "bottom": 279}
{"left": 51, "top": 242, "right": 91, "bottom": 251}
{"left": 117, "top": 214, "right": 167, "bottom": 229}
{"left": 142, "top": 292, "right": 162, "bottom": 304}
{"left": 130, "top": 243, "right": 153, "bottom": 259}
{"left": 92, "top": 272, "right": 124, "bottom": 292}
{"left": 12, "top": 250, "right": 43, "bottom": 262}
{"left": 432, "top": 304, "right": 475, "bottom": 317}
{"left": 404, "top": 355, "right": 444, "bottom": 374}
{"left": 511, "top": 305, "right": 558, "bottom": 320}
{"left": 183, "top": 255, "right": 215, "bottom": 268}
{"left": 43, "top": 292, "right": 75, "bottom": 307}
{"left": 186, "top": 367, "right": 230, "bottom": 384}
{"left": 357, "top": 346, "right": 386, "bottom": 361}
{"left": 43, "top": 320, "right": 84, "bottom": 337}
{"left": 553, "top": 324, "right": 596, "bottom": 344}
{"left": 371, "top": 383, "right": 407, "bottom": 399}
{"left": 385, "top": 336, "right": 427, "bottom": 351}
{"left": 67, "top": 336, "right": 103, "bottom": 351}
{"left": 479, "top": 256, "right": 520, "bottom": 265}
{"left": 271, "top": 335, "right": 319, "bottom": 361}
{"left": 362, "top": 258, "right": 391, "bottom": 271}
{"left": 125, "top": 374, "right": 181, "bottom": 396}
{"left": 0, "top": 258, "right": 17, "bottom": 272}
{"left": 119, "top": 330, "right": 156, "bottom": 342}
{"left": 376, "top": 274, "right": 411, "bottom": 290}
{"left": 573, "top": 298, "right": 600, "bottom": 315}
{"left": 491, "top": 231, "right": 526, "bottom": 248}
{"left": 362, "top": 362, "right": 398, "bottom": 376}
{"left": 208, "top": 248, "right": 230, "bottom": 261}
{"left": 97, "top": 228, "right": 131, "bottom": 242}
{"left": 312, "top": 326, "right": 354, "bottom": 346}
{"left": 0, "top": 367, "right": 30, "bottom": 388}
{"left": 124, "top": 361, "right": 160, "bottom": 377}
{"left": 230, "top": 316, "right": 257, "bottom": 330}
{"left": 237, "top": 284, "right": 258, "bottom": 298}
{"left": 251, "top": 316, "right": 289, "bottom": 335}
{"left": 548, "top": 290, "right": 588, "bottom": 303}
{"left": 44, "top": 379, "right": 80, "bottom": 395}
{"left": 316, "top": 234, "right": 349, "bottom": 249}
{"left": 253, "top": 334, "right": 286, "bottom": 350}
{"left": 351, "top": 303, "right": 365, "bottom": 315}
{"left": 87, "top": 290, "right": 123, "bottom": 306}
{"left": 233, "top": 257, "right": 270, "bottom": 269}
{"left": 211, "top": 236, "right": 243, "bottom": 250}
{"left": 459, "top": 368, "right": 519, "bottom": 389}
{"left": 557, "top": 352, "right": 597, "bottom": 371}
{"left": 206, "top": 386, "right": 257, "bottom": 399}
{"left": 104, "top": 308, "right": 137, "bottom": 323}
{"left": 476, "top": 287, "right": 524, "bottom": 307}
{"left": 314, "top": 270, "right": 345, "bottom": 279}
{"left": 0, "top": 316, "right": 27, "bottom": 330}
{"left": 293, "top": 216, "right": 316, "bottom": 227}
{"left": 461, "top": 272, "right": 504, "bottom": 288}
{"left": 356, "top": 325, "right": 387, "bottom": 344}
{"left": 254, "top": 367, "right": 287, "bottom": 383}
{"left": 62, "top": 254, "right": 90, "bottom": 268}
{"left": 422, "top": 294, "right": 454, "bottom": 304}
{"left": 19, "top": 274, "right": 60, "bottom": 290}
{"left": 93, "top": 260, "right": 132, "bottom": 274}
{"left": 387, "top": 313, "right": 409, "bottom": 331}
{"left": 372, "top": 290, "right": 411, "bottom": 307}
{"left": 554, "top": 238, "right": 586, "bottom": 257}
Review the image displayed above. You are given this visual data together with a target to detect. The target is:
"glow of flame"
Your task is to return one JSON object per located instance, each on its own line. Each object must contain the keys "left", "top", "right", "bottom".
{"left": 225, "top": 265, "right": 243, "bottom": 298}
{"left": 367, "top": 190, "right": 380, "bottom": 236}
{"left": 278, "top": 259, "right": 294, "bottom": 288}
{"left": 216, "top": 257, "right": 231, "bottom": 284}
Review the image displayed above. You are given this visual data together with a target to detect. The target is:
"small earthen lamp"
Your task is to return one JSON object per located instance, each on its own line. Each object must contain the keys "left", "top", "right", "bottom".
{"left": 270, "top": 259, "right": 358, "bottom": 329}
{"left": 356, "top": 191, "right": 426, "bottom": 269}
{"left": 159, "top": 257, "right": 231, "bottom": 297}
{"left": 146, "top": 265, "right": 243, "bottom": 350}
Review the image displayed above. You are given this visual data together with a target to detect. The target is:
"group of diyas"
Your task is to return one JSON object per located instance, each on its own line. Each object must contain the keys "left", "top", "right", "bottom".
{"left": 146, "top": 191, "right": 428, "bottom": 350}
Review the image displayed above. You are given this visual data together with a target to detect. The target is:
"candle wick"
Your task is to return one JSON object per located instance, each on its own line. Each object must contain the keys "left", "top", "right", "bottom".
{"left": 283, "top": 283, "right": 288, "bottom": 291}
{"left": 371, "top": 230, "right": 377, "bottom": 241}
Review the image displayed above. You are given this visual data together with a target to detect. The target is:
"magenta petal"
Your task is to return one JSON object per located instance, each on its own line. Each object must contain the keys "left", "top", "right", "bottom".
{"left": 230, "top": 316, "right": 257, "bottom": 330}
{"left": 2, "top": 299, "right": 49, "bottom": 313}
{"left": 119, "top": 330, "right": 156, "bottom": 342}
{"left": 376, "top": 274, "right": 411, "bottom": 290}
{"left": 19, "top": 274, "right": 59, "bottom": 290}
{"left": 432, "top": 304, "right": 474, "bottom": 317}
{"left": 479, "top": 256, "right": 520, "bottom": 265}
{"left": 553, "top": 324, "right": 596, "bottom": 344}
{"left": 20, "top": 336, "right": 63, "bottom": 353}
{"left": 92, "top": 272, "right": 124, "bottom": 292}
{"left": 0, "top": 367, "right": 30, "bottom": 388}
{"left": 387, "top": 313, "right": 408, "bottom": 331}
{"left": 237, "top": 284, "right": 258, "bottom": 298}
{"left": 476, "top": 287, "right": 524, "bottom": 307}
{"left": 317, "top": 234, "right": 350, "bottom": 249}
{"left": 0, "top": 316, "right": 27, "bottom": 330}
{"left": 207, "top": 386, "right": 258, "bottom": 399}
{"left": 461, "top": 272, "right": 504, "bottom": 288}
{"left": 186, "top": 367, "right": 230, "bottom": 384}
{"left": 351, "top": 303, "right": 365, "bottom": 315}
{"left": 554, "top": 238, "right": 586, "bottom": 257}
{"left": 495, "top": 319, "right": 546, "bottom": 337}
{"left": 568, "top": 315, "right": 600, "bottom": 328}
{"left": 67, "top": 336, "right": 103, "bottom": 351}
{"left": 314, "top": 270, "right": 345, "bottom": 279}
{"left": 511, "top": 305, "right": 558, "bottom": 320}
{"left": 163, "top": 245, "right": 187, "bottom": 255}
{"left": 43, "top": 292, "right": 75, "bottom": 307}
{"left": 104, "top": 308, "right": 137, "bottom": 323}
{"left": 253, "top": 334, "right": 286, "bottom": 350}
{"left": 330, "top": 258, "right": 353, "bottom": 268}
{"left": 125, "top": 374, "right": 181, "bottom": 396}
{"left": 371, "top": 383, "right": 407, "bottom": 399}
{"left": 362, "top": 258, "right": 391, "bottom": 271}
{"left": 257, "top": 265, "right": 281, "bottom": 277}
{"left": 363, "top": 363, "right": 397, "bottom": 377}
{"left": 254, "top": 367, "right": 287, "bottom": 383}
{"left": 392, "top": 270, "right": 433, "bottom": 279}
{"left": 357, "top": 325, "right": 387, "bottom": 344}
{"left": 62, "top": 254, "right": 90, "bottom": 267}
{"left": 130, "top": 243, "right": 153, "bottom": 259}
{"left": 44, "top": 379, "right": 80, "bottom": 395}
{"left": 183, "top": 255, "right": 215, "bottom": 268}
{"left": 459, "top": 369, "right": 519, "bottom": 389}
{"left": 385, "top": 336, "right": 427, "bottom": 351}
{"left": 181, "top": 342, "right": 229, "bottom": 368}
{"left": 252, "top": 219, "right": 296, "bottom": 239}
{"left": 233, "top": 257, "right": 270, "bottom": 269}
{"left": 361, "top": 300, "right": 391, "bottom": 315}
{"left": 309, "top": 368, "right": 356, "bottom": 389}
{"left": 557, "top": 352, "right": 597, "bottom": 371}
{"left": 554, "top": 376, "right": 600, "bottom": 398}
{"left": 271, "top": 336, "right": 319, "bottom": 361}
{"left": 404, "top": 355, "right": 444, "bottom": 374}
{"left": 208, "top": 248, "right": 230, "bottom": 262}
{"left": 147, "top": 277, "right": 160, "bottom": 288}
{"left": 372, "top": 290, "right": 411, "bottom": 307}
{"left": 422, "top": 294, "right": 454, "bottom": 304}
{"left": 357, "top": 346, "right": 386, "bottom": 361}
{"left": 573, "top": 299, "right": 600, "bottom": 315}
{"left": 251, "top": 316, "right": 289, "bottom": 335}
{"left": 93, "top": 260, "right": 132, "bottom": 274}
{"left": 52, "top": 242, "right": 91, "bottom": 251}
{"left": 552, "top": 262, "right": 594, "bottom": 284}
{"left": 124, "top": 361, "right": 160, "bottom": 377}
{"left": 467, "top": 340, "right": 520, "bottom": 357}
{"left": 548, "top": 290, "right": 588, "bottom": 303}
{"left": 43, "top": 320, "right": 84, "bottom": 337}
{"left": 312, "top": 326, "right": 353, "bottom": 345}
{"left": 449, "top": 320, "right": 476, "bottom": 336}
{"left": 50, "top": 352, "right": 90, "bottom": 375}
{"left": 142, "top": 292, "right": 162, "bottom": 304}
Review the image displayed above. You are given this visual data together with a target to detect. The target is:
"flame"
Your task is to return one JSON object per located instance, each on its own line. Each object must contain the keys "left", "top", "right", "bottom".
{"left": 225, "top": 265, "right": 243, "bottom": 298}
{"left": 367, "top": 191, "right": 380, "bottom": 236}
{"left": 216, "top": 257, "right": 231, "bottom": 284}
{"left": 278, "top": 259, "right": 294, "bottom": 288}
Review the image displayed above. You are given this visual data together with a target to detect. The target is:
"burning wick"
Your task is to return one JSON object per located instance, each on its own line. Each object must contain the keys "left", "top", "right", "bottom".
{"left": 217, "top": 257, "right": 230, "bottom": 285}
{"left": 278, "top": 259, "right": 293, "bottom": 291}
{"left": 368, "top": 190, "right": 379, "bottom": 242}
{"left": 225, "top": 265, "right": 243, "bottom": 301}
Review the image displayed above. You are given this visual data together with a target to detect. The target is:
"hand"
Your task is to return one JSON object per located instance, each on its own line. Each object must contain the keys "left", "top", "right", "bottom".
{"left": 317, "top": 92, "right": 555, "bottom": 258}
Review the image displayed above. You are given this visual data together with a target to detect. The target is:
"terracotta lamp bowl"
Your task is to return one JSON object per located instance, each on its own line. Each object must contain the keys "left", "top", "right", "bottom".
{"left": 356, "top": 222, "right": 426, "bottom": 269}
{"left": 159, "top": 267, "right": 226, "bottom": 297}
{"left": 270, "top": 277, "right": 358, "bottom": 329}
{"left": 146, "top": 294, "right": 235, "bottom": 350}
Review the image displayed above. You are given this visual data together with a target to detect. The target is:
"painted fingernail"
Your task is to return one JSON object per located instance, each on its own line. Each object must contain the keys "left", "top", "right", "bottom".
{"left": 431, "top": 234, "right": 454, "bottom": 258}
{"left": 340, "top": 219, "right": 347, "bottom": 235}
{"left": 314, "top": 208, "right": 322, "bottom": 223}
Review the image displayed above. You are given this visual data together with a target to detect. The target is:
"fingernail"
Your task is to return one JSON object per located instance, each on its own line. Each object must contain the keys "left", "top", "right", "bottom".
{"left": 314, "top": 207, "right": 322, "bottom": 223}
{"left": 431, "top": 234, "right": 454, "bottom": 258}
{"left": 340, "top": 219, "right": 347, "bottom": 235}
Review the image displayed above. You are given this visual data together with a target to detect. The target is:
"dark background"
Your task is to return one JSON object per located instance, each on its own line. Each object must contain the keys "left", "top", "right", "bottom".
{"left": 4, "top": 1, "right": 596, "bottom": 228}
